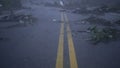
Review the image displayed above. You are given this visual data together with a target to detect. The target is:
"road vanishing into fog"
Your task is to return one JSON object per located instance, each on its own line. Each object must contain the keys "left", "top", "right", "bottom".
{"left": 0, "top": 2, "right": 120, "bottom": 68}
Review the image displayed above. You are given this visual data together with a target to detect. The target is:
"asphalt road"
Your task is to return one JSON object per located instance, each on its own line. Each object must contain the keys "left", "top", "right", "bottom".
{"left": 0, "top": 3, "right": 120, "bottom": 68}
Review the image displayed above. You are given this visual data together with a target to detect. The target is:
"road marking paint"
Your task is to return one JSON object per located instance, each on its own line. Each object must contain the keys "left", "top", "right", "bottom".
{"left": 56, "top": 12, "right": 78, "bottom": 68}
{"left": 56, "top": 12, "right": 64, "bottom": 68}
{"left": 64, "top": 13, "right": 78, "bottom": 68}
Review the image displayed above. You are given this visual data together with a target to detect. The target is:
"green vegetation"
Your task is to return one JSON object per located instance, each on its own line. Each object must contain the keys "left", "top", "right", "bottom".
{"left": 83, "top": 16, "right": 120, "bottom": 44}
{"left": 88, "top": 26, "right": 120, "bottom": 44}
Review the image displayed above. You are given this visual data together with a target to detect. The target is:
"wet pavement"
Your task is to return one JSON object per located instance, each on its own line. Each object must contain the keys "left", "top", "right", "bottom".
{"left": 0, "top": 2, "right": 120, "bottom": 68}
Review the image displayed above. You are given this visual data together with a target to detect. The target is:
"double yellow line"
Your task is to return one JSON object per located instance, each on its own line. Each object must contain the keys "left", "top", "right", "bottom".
{"left": 56, "top": 12, "right": 64, "bottom": 68}
{"left": 56, "top": 12, "right": 78, "bottom": 68}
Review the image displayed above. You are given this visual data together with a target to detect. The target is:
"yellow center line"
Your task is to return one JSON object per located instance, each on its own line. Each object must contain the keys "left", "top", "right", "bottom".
{"left": 56, "top": 12, "right": 78, "bottom": 68}
{"left": 64, "top": 13, "right": 78, "bottom": 68}
{"left": 56, "top": 12, "right": 64, "bottom": 68}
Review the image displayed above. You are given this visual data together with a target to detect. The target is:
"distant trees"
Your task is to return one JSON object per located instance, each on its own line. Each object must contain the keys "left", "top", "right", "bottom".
{"left": 0, "top": 0, "right": 22, "bottom": 10}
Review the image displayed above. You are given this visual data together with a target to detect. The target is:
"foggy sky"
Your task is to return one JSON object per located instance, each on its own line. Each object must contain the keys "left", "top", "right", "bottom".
{"left": 28, "top": 0, "right": 120, "bottom": 6}
{"left": 80, "top": 0, "right": 120, "bottom": 5}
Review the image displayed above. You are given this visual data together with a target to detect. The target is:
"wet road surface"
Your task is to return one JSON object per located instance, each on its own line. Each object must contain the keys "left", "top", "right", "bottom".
{"left": 0, "top": 4, "right": 120, "bottom": 68}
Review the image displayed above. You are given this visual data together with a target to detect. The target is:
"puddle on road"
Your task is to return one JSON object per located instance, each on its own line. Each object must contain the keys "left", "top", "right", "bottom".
{"left": 0, "top": 31, "right": 9, "bottom": 42}
{"left": 5, "top": 23, "right": 32, "bottom": 29}
{"left": 0, "top": 37, "right": 10, "bottom": 42}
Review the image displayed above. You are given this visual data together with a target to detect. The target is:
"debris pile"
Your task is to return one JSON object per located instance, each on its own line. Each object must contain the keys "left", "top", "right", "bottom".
{"left": 88, "top": 26, "right": 120, "bottom": 44}
{"left": 83, "top": 16, "right": 112, "bottom": 26}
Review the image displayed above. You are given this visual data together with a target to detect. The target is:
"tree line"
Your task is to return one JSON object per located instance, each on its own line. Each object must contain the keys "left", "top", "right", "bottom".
{"left": 0, "top": 0, "right": 22, "bottom": 10}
